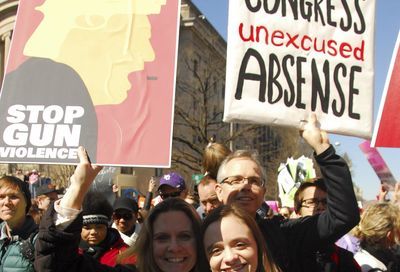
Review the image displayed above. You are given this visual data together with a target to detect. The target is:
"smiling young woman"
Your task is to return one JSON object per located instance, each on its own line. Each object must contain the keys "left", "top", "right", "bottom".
{"left": 202, "top": 204, "right": 281, "bottom": 272}
{"left": 120, "top": 197, "right": 208, "bottom": 272}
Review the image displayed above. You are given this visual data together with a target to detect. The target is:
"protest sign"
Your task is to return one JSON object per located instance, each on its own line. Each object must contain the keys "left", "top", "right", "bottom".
{"left": 359, "top": 140, "right": 396, "bottom": 190}
{"left": 371, "top": 30, "right": 400, "bottom": 147}
{"left": 0, "top": 0, "right": 180, "bottom": 166}
{"left": 277, "top": 156, "right": 315, "bottom": 207}
{"left": 224, "top": 1, "right": 375, "bottom": 138}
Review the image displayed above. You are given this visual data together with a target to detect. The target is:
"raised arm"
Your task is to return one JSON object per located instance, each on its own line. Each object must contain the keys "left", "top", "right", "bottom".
{"left": 143, "top": 177, "right": 156, "bottom": 211}
{"left": 302, "top": 114, "right": 359, "bottom": 243}
{"left": 34, "top": 148, "right": 135, "bottom": 272}
{"left": 60, "top": 146, "right": 103, "bottom": 210}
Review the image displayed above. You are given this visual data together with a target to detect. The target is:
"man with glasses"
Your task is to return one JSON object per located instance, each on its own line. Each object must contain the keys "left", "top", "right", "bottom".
{"left": 215, "top": 114, "right": 360, "bottom": 272}
{"left": 294, "top": 179, "right": 328, "bottom": 216}
{"left": 293, "top": 179, "right": 361, "bottom": 271}
{"left": 157, "top": 172, "right": 187, "bottom": 201}
{"left": 112, "top": 197, "right": 141, "bottom": 247}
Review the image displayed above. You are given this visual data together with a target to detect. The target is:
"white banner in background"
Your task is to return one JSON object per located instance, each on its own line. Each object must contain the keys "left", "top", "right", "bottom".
{"left": 224, "top": 0, "right": 375, "bottom": 138}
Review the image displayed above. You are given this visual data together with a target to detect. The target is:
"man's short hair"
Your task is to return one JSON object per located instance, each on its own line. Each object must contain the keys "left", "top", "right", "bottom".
{"left": 216, "top": 150, "right": 267, "bottom": 188}
{"left": 293, "top": 178, "right": 326, "bottom": 213}
{"left": 198, "top": 175, "right": 217, "bottom": 187}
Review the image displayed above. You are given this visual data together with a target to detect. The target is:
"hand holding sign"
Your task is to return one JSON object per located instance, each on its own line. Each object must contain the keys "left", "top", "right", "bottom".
{"left": 378, "top": 184, "right": 389, "bottom": 202}
{"left": 60, "top": 146, "right": 103, "bottom": 210}
{"left": 300, "top": 113, "right": 330, "bottom": 155}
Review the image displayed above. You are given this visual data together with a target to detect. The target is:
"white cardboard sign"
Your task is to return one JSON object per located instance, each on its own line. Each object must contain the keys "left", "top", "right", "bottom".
{"left": 224, "top": 1, "right": 375, "bottom": 138}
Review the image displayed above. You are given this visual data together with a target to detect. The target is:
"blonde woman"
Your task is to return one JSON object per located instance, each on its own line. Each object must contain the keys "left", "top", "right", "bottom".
{"left": 353, "top": 202, "right": 400, "bottom": 271}
{"left": 202, "top": 142, "right": 231, "bottom": 179}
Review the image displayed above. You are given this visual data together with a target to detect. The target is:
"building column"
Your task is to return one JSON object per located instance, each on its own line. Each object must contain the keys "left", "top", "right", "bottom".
{"left": 1, "top": 30, "right": 11, "bottom": 64}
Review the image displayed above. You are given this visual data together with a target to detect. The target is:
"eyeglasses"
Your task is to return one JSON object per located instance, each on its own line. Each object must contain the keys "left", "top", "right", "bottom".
{"left": 301, "top": 198, "right": 327, "bottom": 208}
{"left": 159, "top": 190, "right": 182, "bottom": 200}
{"left": 112, "top": 212, "right": 133, "bottom": 221}
{"left": 221, "top": 175, "right": 264, "bottom": 187}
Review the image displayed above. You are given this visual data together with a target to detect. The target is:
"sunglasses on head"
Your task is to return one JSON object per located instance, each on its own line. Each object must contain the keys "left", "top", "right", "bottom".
{"left": 159, "top": 190, "right": 181, "bottom": 200}
{"left": 112, "top": 212, "right": 133, "bottom": 221}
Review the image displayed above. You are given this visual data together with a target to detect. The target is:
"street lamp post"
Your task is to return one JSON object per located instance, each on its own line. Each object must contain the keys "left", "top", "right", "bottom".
{"left": 229, "top": 122, "right": 233, "bottom": 150}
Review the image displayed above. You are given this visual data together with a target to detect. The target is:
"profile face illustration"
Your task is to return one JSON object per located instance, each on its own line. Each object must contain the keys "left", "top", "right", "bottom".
{"left": 24, "top": 0, "right": 166, "bottom": 105}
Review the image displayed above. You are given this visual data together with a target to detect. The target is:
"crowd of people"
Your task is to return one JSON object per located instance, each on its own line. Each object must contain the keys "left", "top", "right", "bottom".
{"left": 0, "top": 114, "right": 399, "bottom": 271}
